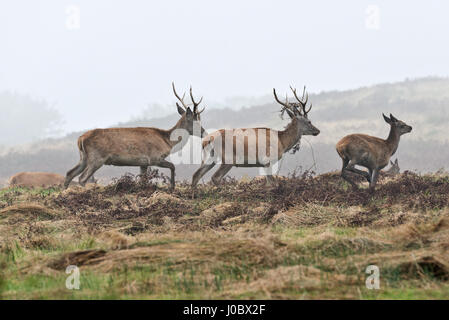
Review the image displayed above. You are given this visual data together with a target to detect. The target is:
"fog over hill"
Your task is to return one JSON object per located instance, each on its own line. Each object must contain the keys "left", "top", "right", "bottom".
{"left": 1, "top": 77, "right": 449, "bottom": 185}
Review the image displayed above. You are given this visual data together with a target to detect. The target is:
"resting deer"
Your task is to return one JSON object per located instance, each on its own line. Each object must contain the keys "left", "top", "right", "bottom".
{"left": 336, "top": 114, "right": 412, "bottom": 191}
{"left": 64, "top": 83, "right": 206, "bottom": 190}
{"left": 192, "top": 86, "right": 320, "bottom": 187}
{"left": 10, "top": 172, "right": 96, "bottom": 188}
{"left": 385, "top": 158, "right": 400, "bottom": 176}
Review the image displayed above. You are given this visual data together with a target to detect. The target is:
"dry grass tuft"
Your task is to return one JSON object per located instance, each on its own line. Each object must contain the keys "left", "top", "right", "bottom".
{"left": 434, "top": 216, "right": 449, "bottom": 232}
{"left": 48, "top": 249, "right": 107, "bottom": 270}
{"left": 200, "top": 202, "right": 246, "bottom": 227}
{"left": 398, "top": 254, "right": 449, "bottom": 281}
{"left": 97, "top": 231, "right": 131, "bottom": 250}
{"left": 26, "top": 235, "right": 59, "bottom": 250}
{"left": 212, "top": 238, "right": 281, "bottom": 266}
{"left": 272, "top": 204, "right": 346, "bottom": 227}
{"left": 0, "top": 203, "right": 58, "bottom": 220}
{"left": 225, "top": 265, "right": 323, "bottom": 298}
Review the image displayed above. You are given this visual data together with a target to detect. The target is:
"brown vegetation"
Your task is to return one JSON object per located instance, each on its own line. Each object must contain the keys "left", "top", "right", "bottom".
{"left": 1, "top": 170, "right": 449, "bottom": 299}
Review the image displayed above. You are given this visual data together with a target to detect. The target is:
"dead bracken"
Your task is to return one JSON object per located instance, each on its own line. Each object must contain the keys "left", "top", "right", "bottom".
{"left": 1, "top": 171, "right": 449, "bottom": 299}
{"left": 10, "top": 171, "right": 449, "bottom": 230}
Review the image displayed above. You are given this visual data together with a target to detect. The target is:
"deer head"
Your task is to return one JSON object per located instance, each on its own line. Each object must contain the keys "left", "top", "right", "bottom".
{"left": 172, "top": 82, "right": 206, "bottom": 137}
{"left": 273, "top": 86, "right": 320, "bottom": 136}
{"left": 382, "top": 113, "right": 412, "bottom": 136}
{"left": 388, "top": 158, "right": 400, "bottom": 175}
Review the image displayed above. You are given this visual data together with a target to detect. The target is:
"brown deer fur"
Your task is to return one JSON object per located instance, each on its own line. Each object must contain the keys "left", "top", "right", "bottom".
{"left": 385, "top": 158, "right": 400, "bottom": 176}
{"left": 9, "top": 172, "right": 65, "bottom": 188}
{"left": 192, "top": 87, "right": 320, "bottom": 186}
{"left": 336, "top": 113, "right": 411, "bottom": 191}
{"left": 64, "top": 83, "right": 206, "bottom": 190}
{"left": 9, "top": 172, "right": 95, "bottom": 188}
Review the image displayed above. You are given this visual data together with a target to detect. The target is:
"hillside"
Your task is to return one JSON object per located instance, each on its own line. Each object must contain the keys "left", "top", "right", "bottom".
{"left": 1, "top": 77, "right": 449, "bottom": 185}
{"left": 1, "top": 172, "right": 449, "bottom": 299}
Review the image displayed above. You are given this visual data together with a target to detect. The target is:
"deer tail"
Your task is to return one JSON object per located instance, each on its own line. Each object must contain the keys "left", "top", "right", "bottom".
{"left": 77, "top": 136, "right": 87, "bottom": 160}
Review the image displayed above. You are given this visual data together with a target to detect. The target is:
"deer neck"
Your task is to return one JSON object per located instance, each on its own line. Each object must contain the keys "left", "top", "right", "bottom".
{"left": 386, "top": 126, "right": 401, "bottom": 156}
{"left": 164, "top": 117, "right": 190, "bottom": 151}
{"left": 279, "top": 119, "right": 302, "bottom": 153}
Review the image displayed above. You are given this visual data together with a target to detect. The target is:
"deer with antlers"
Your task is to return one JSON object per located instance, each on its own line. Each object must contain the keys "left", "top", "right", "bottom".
{"left": 191, "top": 86, "right": 320, "bottom": 187}
{"left": 336, "top": 114, "right": 412, "bottom": 191}
{"left": 64, "top": 83, "right": 206, "bottom": 190}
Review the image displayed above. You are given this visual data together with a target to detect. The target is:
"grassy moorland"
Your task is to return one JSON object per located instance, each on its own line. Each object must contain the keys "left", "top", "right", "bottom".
{"left": 0, "top": 170, "right": 449, "bottom": 299}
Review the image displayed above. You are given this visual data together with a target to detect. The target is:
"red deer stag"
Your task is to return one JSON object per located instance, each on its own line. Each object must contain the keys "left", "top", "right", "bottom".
{"left": 191, "top": 86, "right": 320, "bottom": 187}
{"left": 336, "top": 114, "right": 412, "bottom": 191}
{"left": 64, "top": 83, "right": 206, "bottom": 190}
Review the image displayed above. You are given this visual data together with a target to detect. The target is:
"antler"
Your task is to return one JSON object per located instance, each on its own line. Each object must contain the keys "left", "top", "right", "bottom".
{"left": 273, "top": 88, "right": 289, "bottom": 108}
{"left": 172, "top": 82, "right": 189, "bottom": 110}
{"left": 274, "top": 86, "right": 314, "bottom": 118}
{"left": 273, "top": 88, "right": 298, "bottom": 116}
{"left": 190, "top": 86, "right": 204, "bottom": 114}
{"left": 290, "top": 85, "right": 312, "bottom": 117}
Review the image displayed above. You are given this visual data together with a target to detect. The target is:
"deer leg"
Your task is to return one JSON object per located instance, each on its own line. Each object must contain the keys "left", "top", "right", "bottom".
{"left": 341, "top": 159, "right": 358, "bottom": 189}
{"left": 265, "top": 175, "right": 276, "bottom": 186}
{"left": 211, "top": 164, "right": 233, "bottom": 185}
{"left": 192, "top": 162, "right": 216, "bottom": 187}
{"left": 140, "top": 166, "right": 148, "bottom": 175}
{"left": 345, "top": 163, "right": 371, "bottom": 183}
{"left": 87, "top": 175, "right": 97, "bottom": 184}
{"left": 156, "top": 159, "right": 175, "bottom": 190}
{"left": 64, "top": 158, "right": 87, "bottom": 189}
{"left": 79, "top": 161, "right": 103, "bottom": 186}
{"left": 341, "top": 171, "right": 358, "bottom": 189}
{"left": 369, "top": 168, "right": 380, "bottom": 192}
{"left": 367, "top": 168, "right": 373, "bottom": 183}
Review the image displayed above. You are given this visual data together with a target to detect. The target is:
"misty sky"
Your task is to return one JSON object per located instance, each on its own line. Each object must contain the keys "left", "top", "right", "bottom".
{"left": 1, "top": 0, "right": 449, "bottom": 133}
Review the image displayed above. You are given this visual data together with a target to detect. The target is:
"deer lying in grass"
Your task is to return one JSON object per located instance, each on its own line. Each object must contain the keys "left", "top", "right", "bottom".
{"left": 192, "top": 86, "right": 320, "bottom": 187}
{"left": 385, "top": 158, "right": 400, "bottom": 176}
{"left": 336, "top": 114, "right": 411, "bottom": 191}
{"left": 64, "top": 83, "right": 206, "bottom": 190}
{"left": 9, "top": 172, "right": 95, "bottom": 188}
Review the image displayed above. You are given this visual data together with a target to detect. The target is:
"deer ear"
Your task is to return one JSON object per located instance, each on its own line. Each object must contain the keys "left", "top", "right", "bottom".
{"left": 383, "top": 113, "right": 392, "bottom": 124}
{"left": 395, "top": 159, "right": 398, "bottom": 165}
{"left": 390, "top": 113, "right": 398, "bottom": 122}
{"left": 390, "top": 160, "right": 394, "bottom": 165}
{"left": 177, "top": 103, "right": 185, "bottom": 115}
